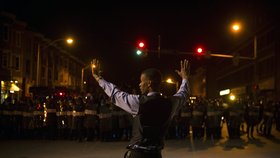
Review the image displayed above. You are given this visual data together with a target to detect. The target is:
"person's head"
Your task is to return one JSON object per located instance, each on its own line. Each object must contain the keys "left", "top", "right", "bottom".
{"left": 139, "top": 68, "right": 162, "bottom": 95}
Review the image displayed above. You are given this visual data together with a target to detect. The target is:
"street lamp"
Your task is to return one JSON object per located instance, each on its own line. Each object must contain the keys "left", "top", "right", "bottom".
{"left": 230, "top": 22, "right": 258, "bottom": 100}
{"left": 36, "top": 37, "right": 74, "bottom": 86}
{"left": 231, "top": 22, "right": 241, "bottom": 33}
{"left": 81, "top": 63, "right": 94, "bottom": 92}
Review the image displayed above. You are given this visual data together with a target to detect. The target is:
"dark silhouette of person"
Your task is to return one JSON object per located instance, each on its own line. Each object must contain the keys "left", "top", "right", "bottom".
{"left": 91, "top": 59, "right": 190, "bottom": 158}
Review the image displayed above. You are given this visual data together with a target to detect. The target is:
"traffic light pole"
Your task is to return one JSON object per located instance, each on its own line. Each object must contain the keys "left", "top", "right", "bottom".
{"left": 147, "top": 49, "right": 254, "bottom": 60}
{"left": 209, "top": 53, "right": 254, "bottom": 60}
{"left": 158, "top": 35, "right": 161, "bottom": 58}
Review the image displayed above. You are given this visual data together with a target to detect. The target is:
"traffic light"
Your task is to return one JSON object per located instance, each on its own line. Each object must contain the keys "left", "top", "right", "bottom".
{"left": 135, "top": 41, "right": 147, "bottom": 57}
{"left": 195, "top": 46, "right": 204, "bottom": 56}
{"left": 194, "top": 45, "right": 211, "bottom": 59}
{"left": 138, "top": 41, "right": 145, "bottom": 48}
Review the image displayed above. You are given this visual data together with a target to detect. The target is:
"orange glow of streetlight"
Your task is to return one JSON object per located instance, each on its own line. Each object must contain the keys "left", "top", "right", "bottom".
{"left": 92, "top": 64, "right": 96, "bottom": 69}
{"left": 66, "top": 38, "right": 74, "bottom": 44}
{"left": 166, "top": 78, "right": 174, "bottom": 84}
{"left": 231, "top": 22, "right": 241, "bottom": 33}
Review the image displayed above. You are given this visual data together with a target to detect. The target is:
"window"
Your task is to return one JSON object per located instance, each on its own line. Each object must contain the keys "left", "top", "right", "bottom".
{"left": 1, "top": 52, "right": 9, "bottom": 68}
{"left": 12, "top": 55, "right": 20, "bottom": 71}
{"left": 3, "top": 24, "right": 9, "bottom": 41}
{"left": 15, "top": 31, "right": 21, "bottom": 47}
{"left": 25, "top": 59, "right": 31, "bottom": 75}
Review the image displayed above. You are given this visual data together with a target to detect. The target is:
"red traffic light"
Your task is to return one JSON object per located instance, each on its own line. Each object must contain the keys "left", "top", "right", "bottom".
{"left": 194, "top": 45, "right": 206, "bottom": 57}
{"left": 197, "top": 47, "right": 203, "bottom": 54}
{"left": 196, "top": 47, "right": 204, "bottom": 54}
{"left": 138, "top": 41, "right": 145, "bottom": 48}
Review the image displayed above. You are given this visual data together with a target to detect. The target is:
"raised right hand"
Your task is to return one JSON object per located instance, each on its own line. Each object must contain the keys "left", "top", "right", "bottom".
{"left": 175, "top": 59, "right": 190, "bottom": 80}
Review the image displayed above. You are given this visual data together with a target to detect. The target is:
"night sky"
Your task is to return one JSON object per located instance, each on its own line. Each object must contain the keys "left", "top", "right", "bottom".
{"left": 1, "top": 0, "right": 279, "bottom": 85}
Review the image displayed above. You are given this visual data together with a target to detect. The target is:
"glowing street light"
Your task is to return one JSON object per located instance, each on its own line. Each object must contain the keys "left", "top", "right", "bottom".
{"left": 229, "top": 94, "right": 236, "bottom": 101}
{"left": 231, "top": 23, "right": 241, "bottom": 32}
{"left": 166, "top": 78, "right": 174, "bottom": 84}
{"left": 66, "top": 38, "right": 74, "bottom": 44}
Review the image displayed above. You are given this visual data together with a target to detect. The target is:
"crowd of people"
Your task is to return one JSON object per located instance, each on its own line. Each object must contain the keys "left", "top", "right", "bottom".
{"left": 0, "top": 94, "right": 280, "bottom": 142}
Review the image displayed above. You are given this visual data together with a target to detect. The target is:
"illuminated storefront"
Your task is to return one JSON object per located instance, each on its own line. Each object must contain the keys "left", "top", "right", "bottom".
{"left": 1, "top": 80, "right": 20, "bottom": 104}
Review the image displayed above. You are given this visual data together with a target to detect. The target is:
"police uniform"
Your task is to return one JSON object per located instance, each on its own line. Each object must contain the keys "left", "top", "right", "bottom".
{"left": 45, "top": 98, "right": 57, "bottom": 139}
{"left": 177, "top": 102, "right": 191, "bottom": 139}
{"left": 84, "top": 98, "right": 98, "bottom": 141}
{"left": 71, "top": 97, "right": 85, "bottom": 141}
{"left": 56, "top": 99, "right": 67, "bottom": 139}
{"left": 190, "top": 100, "right": 206, "bottom": 140}
{"left": 276, "top": 102, "right": 280, "bottom": 131}
{"left": 205, "top": 100, "right": 223, "bottom": 139}
{"left": 225, "top": 101, "right": 243, "bottom": 139}
{"left": 98, "top": 98, "right": 113, "bottom": 142}
{"left": 261, "top": 101, "right": 275, "bottom": 137}
{"left": 244, "top": 101, "right": 260, "bottom": 138}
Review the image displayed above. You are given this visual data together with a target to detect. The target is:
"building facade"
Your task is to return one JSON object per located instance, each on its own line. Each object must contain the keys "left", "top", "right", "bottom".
{"left": 207, "top": 19, "right": 280, "bottom": 101}
{"left": 0, "top": 12, "right": 84, "bottom": 103}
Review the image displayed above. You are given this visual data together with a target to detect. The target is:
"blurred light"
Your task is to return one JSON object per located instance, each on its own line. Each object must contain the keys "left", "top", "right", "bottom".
{"left": 202, "top": 78, "right": 206, "bottom": 83}
{"left": 219, "top": 89, "right": 230, "bottom": 96}
{"left": 195, "top": 46, "right": 205, "bottom": 56}
{"left": 66, "top": 38, "right": 74, "bottom": 44}
{"left": 190, "top": 96, "right": 197, "bottom": 100}
{"left": 197, "top": 47, "right": 203, "bottom": 53}
{"left": 138, "top": 41, "right": 145, "bottom": 48}
{"left": 229, "top": 94, "right": 236, "bottom": 101}
{"left": 232, "top": 25, "right": 240, "bottom": 31}
{"left": 136, "top": 50, "right": 143, "bottom": 56}
{"left": 166, "top": 78, "right": 174, "bottom": 84}
{"left": 10, "top": 83, "right": 20, "bottom": 91}
{"left": 231, "top": 22, "right": 241, "bottom": 33}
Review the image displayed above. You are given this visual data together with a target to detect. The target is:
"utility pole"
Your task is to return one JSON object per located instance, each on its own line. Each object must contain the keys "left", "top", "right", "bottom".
{"left": 158, "top": 35, "right": 161, "bottom": 59}
{"left": 81, "top": 64, "right": 91, "bottom": 92}
{"left": 35, "top": 38, "right": 74, "bottom": 87}
{"left": 36, "top": 44, "right": 40, "bottom": 86}
{"left": 253, "top": 35, "right": 258, "bottom": 101}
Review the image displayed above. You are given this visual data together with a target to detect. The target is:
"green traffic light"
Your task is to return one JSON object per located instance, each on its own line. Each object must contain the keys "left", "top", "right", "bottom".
{"left": 136, "top": 50, "right": 143, "bottom": 56}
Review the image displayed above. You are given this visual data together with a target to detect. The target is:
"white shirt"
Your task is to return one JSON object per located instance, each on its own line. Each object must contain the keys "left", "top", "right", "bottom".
{"left": 97, "top": 78, "right": 190, "bottom": 117}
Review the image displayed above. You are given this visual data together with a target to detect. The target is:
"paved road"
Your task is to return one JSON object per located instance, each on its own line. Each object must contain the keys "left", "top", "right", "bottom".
{"left": 1, "top": 125, "right": 280, "bottom": 158}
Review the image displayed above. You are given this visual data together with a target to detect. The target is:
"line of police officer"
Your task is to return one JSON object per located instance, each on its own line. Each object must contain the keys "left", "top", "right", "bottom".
{"left": 1, "top": 96, "right": 280, "bottom": 141}
{"left": 0, "top": 94, "right": 133, "bottom": 142}
{"left": 168, "top": 98, "right": 280, "bottom": 140}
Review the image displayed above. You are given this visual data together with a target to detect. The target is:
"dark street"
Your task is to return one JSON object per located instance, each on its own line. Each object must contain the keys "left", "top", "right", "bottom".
{"left": 1, "top": 124, "right": 280, "bottom": 158}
